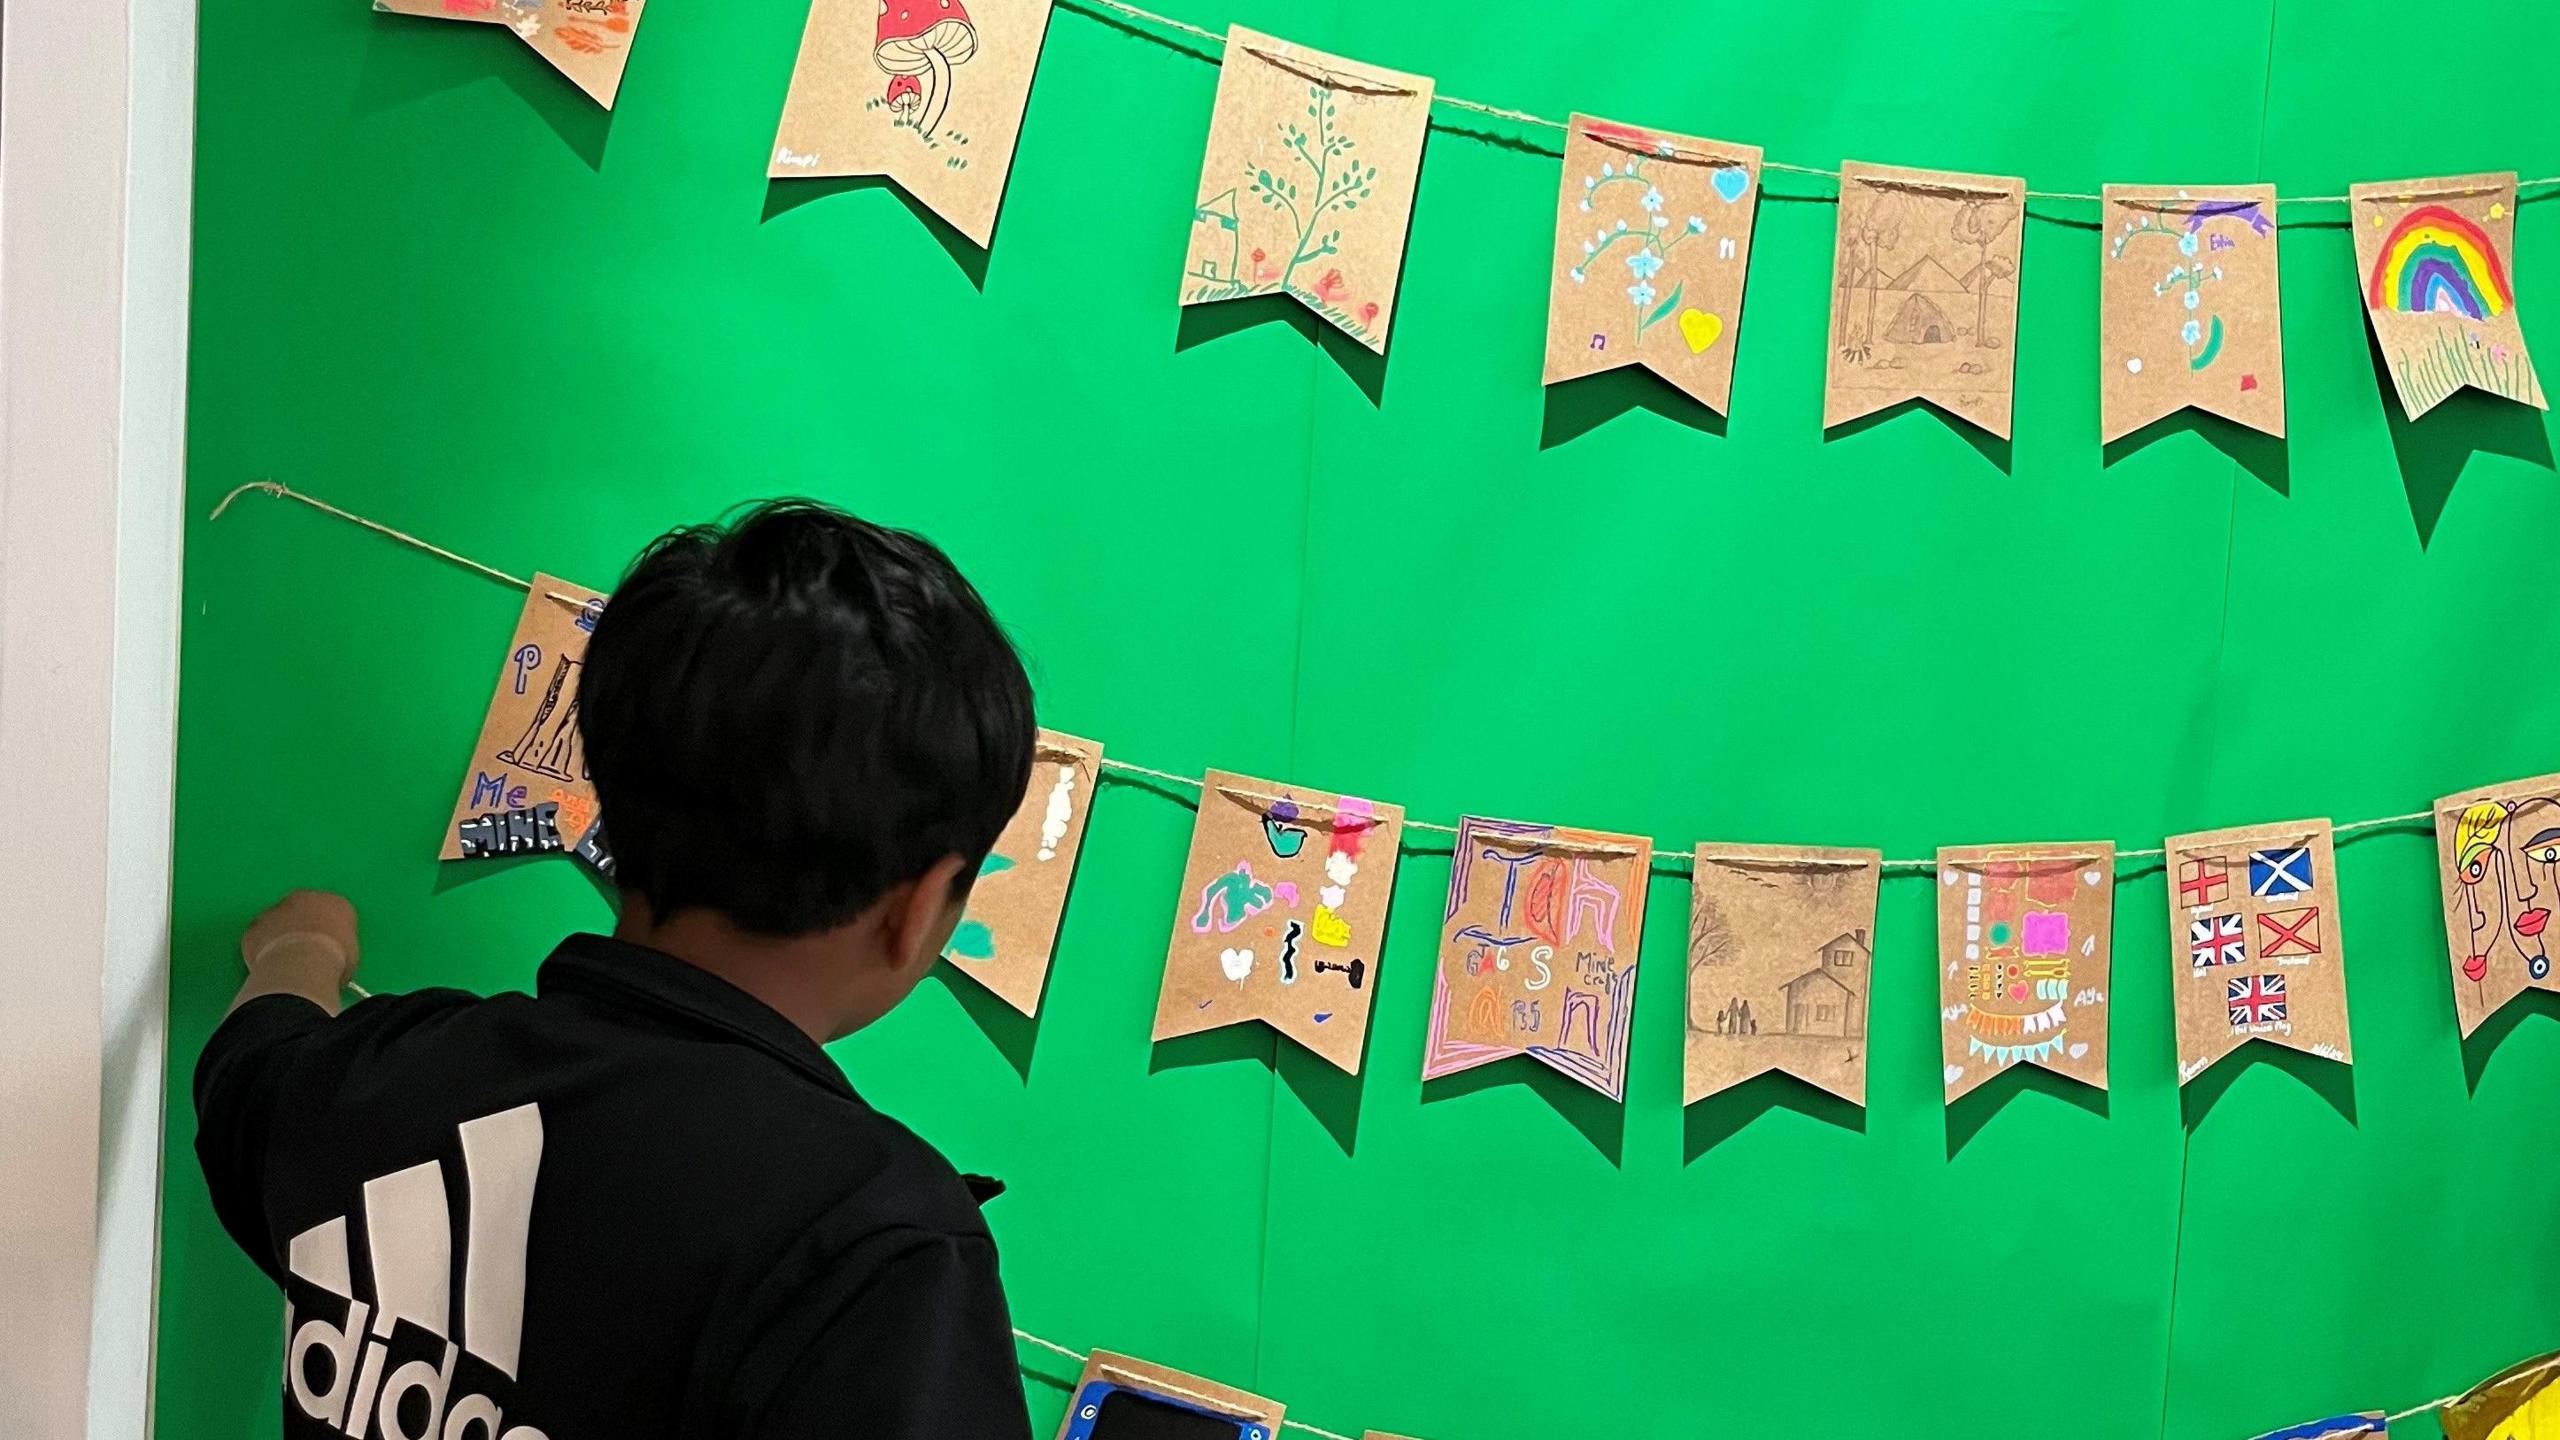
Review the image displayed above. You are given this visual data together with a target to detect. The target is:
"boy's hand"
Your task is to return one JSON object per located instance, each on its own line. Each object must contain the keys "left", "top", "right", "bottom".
{"left": 233, "top": 890, "right": 360, "bottom": 1015}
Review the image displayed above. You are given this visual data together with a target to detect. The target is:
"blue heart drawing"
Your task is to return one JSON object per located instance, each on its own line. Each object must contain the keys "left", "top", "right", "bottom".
{"left": 1712, "top": 166, "right": 1750, "bottom": 203}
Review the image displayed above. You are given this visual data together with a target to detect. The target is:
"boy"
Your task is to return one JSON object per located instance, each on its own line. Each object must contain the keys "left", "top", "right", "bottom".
{"left": 196, "top": 500, "right": 1039, "bottom": 1439}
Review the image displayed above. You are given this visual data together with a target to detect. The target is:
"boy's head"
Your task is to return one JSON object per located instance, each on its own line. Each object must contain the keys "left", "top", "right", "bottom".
{"left": 579, "top": 500, "right": 1032, "bottom": 1030}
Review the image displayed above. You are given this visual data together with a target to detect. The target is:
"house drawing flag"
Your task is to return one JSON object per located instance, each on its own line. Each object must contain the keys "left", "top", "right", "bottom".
{"left": 768, "top": 0, "right": 1055, "bottom": 248}
{"left": 943, "top": 729, "right": 1101, "bottom": 1016}
{"left": 1180, "top": 28, "right": 1433, "bottom": 354}
{"left": 1826, "top": 161, "right": 2027, "bottom": 438}
{"left": 440, "top": 576, "right": 612, "bottom": 865}
{"left": 1423, "top": 817, "right": 1652, "bottom": 1101}
{"left": 2351, "top": 171, "right": 2544, "bottom": 419}
{"left": 2100, "top": 184, "right": 2286, "bottom": 442}
{"left": 2163, "top": 819, "right": 2349, "bottom": 1083}
{"left": 1153, "top": 770, "right": 1404, "bottom": 1074}
{"left": 1685, "top": 843, "right": 1882, "bottom": 1106}
{"left": 2437, "top": 771, "right": 2560, "bottom": 1035}
{"left": 1937, "top": 843, "right": 2115, "bottom": 1100}
{"left": 371, "top": 0, "right": 649, "bottom": 109}
{"left": 1544, "top": 117, "right": 1763, "bottom": 414}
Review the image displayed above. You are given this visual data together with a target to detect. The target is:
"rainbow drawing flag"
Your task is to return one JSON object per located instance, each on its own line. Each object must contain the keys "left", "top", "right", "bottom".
{"left": 2351, "top": 172, "right": 2545, "bottom": 419}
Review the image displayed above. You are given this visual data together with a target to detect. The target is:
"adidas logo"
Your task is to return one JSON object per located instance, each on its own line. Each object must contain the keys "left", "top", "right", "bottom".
{"left": 282, "top": 1102, "right": 548, "bottom": 1440}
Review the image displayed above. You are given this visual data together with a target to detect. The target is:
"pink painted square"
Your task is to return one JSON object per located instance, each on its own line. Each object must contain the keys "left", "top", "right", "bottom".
{"left": 2023, "top": 911, "right": 2070, "bottom": 956}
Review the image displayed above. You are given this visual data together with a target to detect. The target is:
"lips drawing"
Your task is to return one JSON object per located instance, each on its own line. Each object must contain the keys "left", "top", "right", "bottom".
{"left": 2462, "top": 954, "right": 2490, "bottom": 982}
{"left": 2517, "top": 908, "right": 2551, "bottom": 938}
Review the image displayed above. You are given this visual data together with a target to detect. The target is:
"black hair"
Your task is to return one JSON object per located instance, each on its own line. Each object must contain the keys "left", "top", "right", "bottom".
{"left": 578, "top": 499, "right": 1034, "bottom": 937}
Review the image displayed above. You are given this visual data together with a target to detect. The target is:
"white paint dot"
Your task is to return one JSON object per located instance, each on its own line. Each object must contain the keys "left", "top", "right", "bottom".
{"left": 2125, "top": 357, "right": 2144, "bottom": 374}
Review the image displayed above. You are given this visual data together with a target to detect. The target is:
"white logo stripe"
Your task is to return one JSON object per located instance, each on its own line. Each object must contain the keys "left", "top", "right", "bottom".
{"left": 286, "top": 1215, "right": 352, "bottom": 1299}
{"left": 361, "top": 1160, "right": 451, "bottom": 1340}
{"left": 456, "top": 1103, "right": 544, "bottom": 1380}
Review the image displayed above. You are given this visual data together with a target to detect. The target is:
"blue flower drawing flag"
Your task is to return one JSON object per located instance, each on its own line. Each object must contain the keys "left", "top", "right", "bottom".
{"left": 2101, "top": 183, "right": 2286, "bottom": 442}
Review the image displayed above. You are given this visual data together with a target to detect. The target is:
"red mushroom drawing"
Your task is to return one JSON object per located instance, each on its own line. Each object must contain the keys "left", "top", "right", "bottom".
{"left": 884, "top": 72, "right": 923, "bottom": 120}
{"left": 875, "top": 0, "right": 976, "bottom": 142}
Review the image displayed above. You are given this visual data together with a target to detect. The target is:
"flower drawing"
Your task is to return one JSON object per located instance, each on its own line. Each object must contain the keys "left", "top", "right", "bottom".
{"left": 1563, "top": 145, "right": 1706, "bottom": 343}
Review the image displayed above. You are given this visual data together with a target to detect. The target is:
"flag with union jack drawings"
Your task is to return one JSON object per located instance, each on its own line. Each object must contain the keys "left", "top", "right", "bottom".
{"left": 2164, "top": 819, "right": 2349, "bottom": 1083}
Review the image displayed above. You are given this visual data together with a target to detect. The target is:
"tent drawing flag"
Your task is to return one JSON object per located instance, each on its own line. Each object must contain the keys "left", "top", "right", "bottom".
{"left": 2351, "top": 172, "right": 2543, "bottom": 419}
{"left": 2100, "top": 184, "right": 2285, "bottom": 442}
{"left": 769, "top": 0, "right": 1055, "bottom": 248}
{"left": 1825, "top": 161, "right": 2027, "bottom": 438}
{"left": 1937, "top": 843, "right": 2115, "bottom": 1101}
{"left": 371, "top": 0, "right": 649, "bottom": 109}
{"left": 943, "top": 729, "right": 1101, "bottom": 1016}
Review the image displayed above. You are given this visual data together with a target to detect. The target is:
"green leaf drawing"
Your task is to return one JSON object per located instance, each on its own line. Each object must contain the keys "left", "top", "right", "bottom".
{"left": 1647, "top": 281, "right": 1686, "bottom": 329}
{"left": 947, "top": 918, "right": 995, "bottom": 962}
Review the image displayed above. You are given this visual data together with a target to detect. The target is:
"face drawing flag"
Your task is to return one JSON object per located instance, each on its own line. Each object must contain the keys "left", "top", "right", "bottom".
{"left": 2351, "top": 172, "right": 2544, "bottom": 419}
{"left": 2437, "top": 772, "right": 2560, "bottom": 1036}
{"left": 1179, "top": 28, "right": 1434, "bottom": 354}
{"left": 1544, "top": 117, "right": 1762, "bottom": 414}
{"left": 2163, "top": 819, "right": 2348, "bottom": 1082}
{"left": 2439, "top": 1351, "right": 2560, "bottom": 1440}
{"left": 1154, "top": 771, "right": 1404, "bottom": 1074}
{"left": 442, "top": 576, "right": 611, "bottom": 864}
{"left": 2248, "top": 1415, "right": 2387, "bottom": 1440}
{"left": 2100, "top": 184, "right": 2285, "bottom": 442}
{"left": 1825, "top": 161, "right": 2026, "bottom": 438}
{"left": 1423, "top": 818, "right": 1652, "bottom": 1101}
{"left": 768, "top": 0, "right": 1054, "bottom": 248}
{"left": 1053, "top": 1349, "right": 1284, "bottom": 1440}
{"left": 943, "top": 729, "right": 1100, "bottom": 1016}
{"left": 1684, "top": 843, "right": 1882, "bottom": 1105}
{"left": 372, "top": 0, "right": 648, "bottom": 108}
{"left": 1937, "top": 844, "right": 2114, "bottom": 1100}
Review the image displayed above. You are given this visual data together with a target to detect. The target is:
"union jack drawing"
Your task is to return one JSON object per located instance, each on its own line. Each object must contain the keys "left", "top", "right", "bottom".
{"left": 2189, "top": 912, "right": 2245, "bottom": 969}
{"left": 2227, "top": 972, "right": 2287, "bottom": 1028}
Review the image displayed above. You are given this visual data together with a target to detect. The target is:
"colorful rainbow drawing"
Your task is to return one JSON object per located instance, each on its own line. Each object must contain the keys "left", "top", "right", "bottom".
{"left": 2367, "top": 204, "right": 2513, "bottom": 319}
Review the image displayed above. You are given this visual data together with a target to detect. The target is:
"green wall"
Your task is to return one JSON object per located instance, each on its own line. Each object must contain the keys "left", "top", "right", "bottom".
{"left": 163, "top": 0, "right": 2560, "bottom": 1436}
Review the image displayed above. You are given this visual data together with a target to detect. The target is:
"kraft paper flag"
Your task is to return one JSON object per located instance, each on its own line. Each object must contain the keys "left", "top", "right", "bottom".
{"left": 1054, "top": 1350, "right": 1284, "bottom": 1440}
{"left": 442, "top": 576, "right": 610, "bottom": 863}
{"left": 1544, "top": 117, "right": 1763, "bottom": 413}
{"left": 2441, "top": 1352, "right": 2560, "bottom": 1440}
{"left": 1684, "top": 843, "right": 1882, "bottom": 1105}
{"left": 1422, "top": 817, "right": 1652, "bottom": 1101}
{"left": 768, "top": 0, "right": 1054, "bottom": 248}
{"left": 2164, "top": 819, "right": 2349, "bottom": 1082}
{"left": 2437, "top": 772, "right": 2560, "bottom": 1035}
{"left": 943, "top": 729, "right": 1101, "bottom": 1016}
{"left": 372, "top": 0, "right": 648, "bottom": 108}
{"left": 1154, "top": 770, "right": 1404, "bottom": 1074}
{"left": 1825, "top": 161, "right": 2026, "bottom": 437}
{"left": 2352, "top": 172, "right": 2544, "bottom": 419}
{"left": 2101, "top": 184, "right": 2286, "bottom": 441}
{"left": 1937, "top": 843, "right": 2115, "bottom": 1100}
{"left": 2249, "top": 1416, "right": 2386, "bottom": 1440}
{"left": 1179, "top": 28, "right": 1433, "bottom": 354}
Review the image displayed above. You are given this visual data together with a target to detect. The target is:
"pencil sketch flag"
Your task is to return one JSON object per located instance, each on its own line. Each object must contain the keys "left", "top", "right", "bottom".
{"left": 1937, "top": 843, "right": 2115, "bottom": 1100}
{"left": 943, "top": 729, "right": 1101, "bottom": 1016}
{"left": 1154, "top": 770, "right": 1405, "bottom": 1074}
{"left": 1053, "top": 1349, "right": 1284, "bottom": 1440}
{"left": 371, "top": 0, "right": 648, "bottom": 108}
{"left": 2100, "top": 184, "right": 2285, "bottom": 442}
{"left": 2248, "top": 1415, "right": 2387, "bottom": 1440}
{"left": 1423, "top": 818, "right": 1652, "bottom": 1101}
{"left": 2163, "top": 819, "right": 2348, "bottom": 1083}
{"left": 441, "top": 575, "right": 611, "bottom": 864}
{"left": 1685, "top": 843, "right": 1882, "bottom": 1105}
{"left": 2351, "top": 172, "right": 2544, "bottom": 419}
{"left": 768, "top": 0, "right": 1054, "bottom": 248}
{"left": 1825, "top": 161, "right": 2026, "bottom": 438}
{"left": 1179, "top": 27, "right": 1433, "bottom": 353}
{"left": 2439, "top": 1351, "right": 2560, "bottom": 1440}
{"left": 2436, "top": 772, "right": 2560, "bottom": 1035}
{"left": 1544, "top": 117, "right": 1763, "bottom": 414}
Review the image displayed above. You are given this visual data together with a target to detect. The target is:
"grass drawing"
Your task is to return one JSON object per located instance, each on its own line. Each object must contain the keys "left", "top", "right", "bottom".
{"left": 2395, "top": 327, "right": 2539, "bottom": 413}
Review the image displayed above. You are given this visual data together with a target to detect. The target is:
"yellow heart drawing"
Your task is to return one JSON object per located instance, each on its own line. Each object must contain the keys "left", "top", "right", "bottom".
{"left": 1678, "top": 309, "right": 1723, "bottom": 353}
{"left": 1310, "top": 905, "right": 1351, "bottom": 947}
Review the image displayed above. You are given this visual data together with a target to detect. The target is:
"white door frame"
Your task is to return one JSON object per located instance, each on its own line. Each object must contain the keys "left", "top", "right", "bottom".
{"left": 0, "top": 0, "right": 196, "bottom": 1432}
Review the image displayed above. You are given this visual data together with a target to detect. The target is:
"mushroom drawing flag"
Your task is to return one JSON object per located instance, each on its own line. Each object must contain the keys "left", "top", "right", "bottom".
{"left": 370, "top": 0, "right": 649, "bottom": 109}
{"left": 769, "top": 0, "right": 1055, "bottom": 248}
{"left": 2351, "top": 171, "right": 2544, "bottom": 419}
{"left": 1180, "top": 28, "right": 1433, "bottom": 354}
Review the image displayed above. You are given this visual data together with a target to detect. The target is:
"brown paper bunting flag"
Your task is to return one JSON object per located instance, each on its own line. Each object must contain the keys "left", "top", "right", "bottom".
{"left": 1937, "top": 843, "right": 2114, "bottom": 1100}
{"left": 441, "top": 575, "right": 611, "bottom": 864}
{"left": 2351, "top": 172, "right": 2544, "bottom": 419}
{"left": 2437, "top": 772, "right": 2560, "bottom": 1036}
{"left": 1052, "top": 1350, "right": 1284, "bottom": 1440}
{"left": 1825, "top": 161, "right": 2026, "bottom": 437}
{"left": 372, "top": 0, "right": 649, "bottom": 108}
{"left": 943, "top": 729, "right": 1100, "bottom": 1016}
{"left": 768, "top": 0, "right": 1054, "bottom": 248}
{"left": 1154, "top": 770, "right": 1404, "bottom": 1074}
{"left": 2247, "top": 1415, "right": 2387, "bottom": 1440}
{"left": 1544, "top": 117, "right": 1763, "bottom": 414}
{"left": 1422, "top": 817, "right": 1652, "bottom": 1101}
{"left": 1179, "top": 28, "right": 1433, "bottom": 354}
{"left": 1684, "top": 843, "right": 1881, "bottom": 1105}
{"left": 2101, "top": 184, "right": 2285, "bottom": 442}
{"left": 2441, "top": 1351, "right": 2560, "bottom": 1440}
{"left": 2163, "top": 819, "right": 2348, "bottom": 1083}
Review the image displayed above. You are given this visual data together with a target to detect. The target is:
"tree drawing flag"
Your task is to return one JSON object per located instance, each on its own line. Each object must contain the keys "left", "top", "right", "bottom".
{"left": 1825, "top": 161, "right": 2027, "bottom": 439}
{"left": 371, "top": 0, "right": 649, "bottom": 108}
{"left": 2351, "top": 172, "right": 2544, "bottom": 419}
